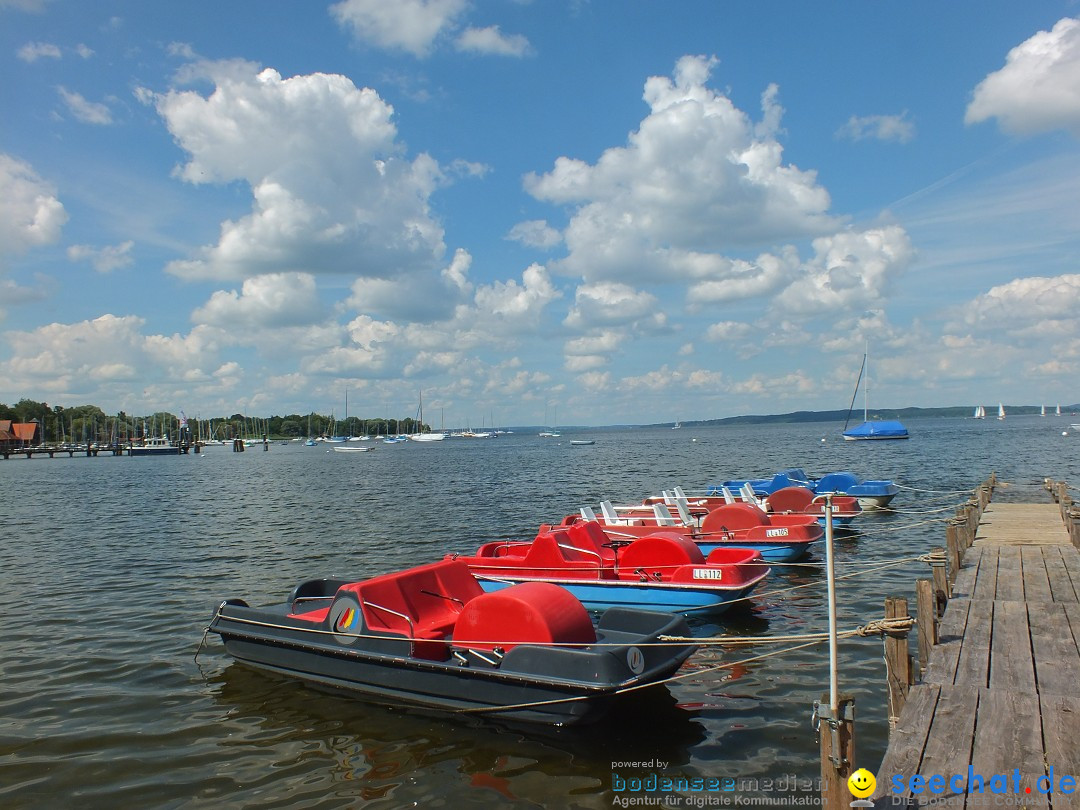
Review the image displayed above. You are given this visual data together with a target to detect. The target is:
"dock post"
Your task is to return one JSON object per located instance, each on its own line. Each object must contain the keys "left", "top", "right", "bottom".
{"left": 817, "top": 693, "right": 855, "bottom": 810}
{"left": 929, "top": 546, "right": 948, "bottom": 614}
{"left": 883, "top": 596, "right": 912, "bottom": 725}
{"left": 915, "top": 579, "right": 937, "bottom": 671}
{"left": 945, "top": 521, "right": 961, "bottom": 592}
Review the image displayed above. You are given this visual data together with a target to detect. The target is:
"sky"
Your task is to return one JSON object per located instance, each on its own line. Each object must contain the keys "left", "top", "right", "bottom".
{"left": 2, "top": 1, "right": 1080, "bottom": 427}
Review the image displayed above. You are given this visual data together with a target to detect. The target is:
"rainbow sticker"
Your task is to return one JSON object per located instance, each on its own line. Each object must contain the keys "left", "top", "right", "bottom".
{"left": 336, "top": 607, "right": 357, "bottom": 632}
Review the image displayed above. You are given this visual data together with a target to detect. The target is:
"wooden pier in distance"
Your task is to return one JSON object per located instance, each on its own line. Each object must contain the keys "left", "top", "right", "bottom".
{"left": 874, "top": 488, "right": 1080, "bottom": 807}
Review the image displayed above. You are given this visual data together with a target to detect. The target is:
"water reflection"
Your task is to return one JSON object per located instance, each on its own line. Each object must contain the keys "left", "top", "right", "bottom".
{"left": 207, "top": 660, "right": 705, "bottom": 807}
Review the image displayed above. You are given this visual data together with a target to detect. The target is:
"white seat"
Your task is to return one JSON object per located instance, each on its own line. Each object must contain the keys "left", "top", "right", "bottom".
{"left": 652, "top": 503, "right": 678, "bottom": 526}
{"left": 673, "top": 486, "right": 689, "bottom": 500}
{"left": 599, "top": 500, "right": 624, "bottom": 524}
{"left": 721, "top": 486, "right": 736, "bottom": 504}
{"left": 671, "top": 496, "right": 695, "bottom": 526}
{"left": 580, "top": 505, "right": 598, "bottom": 522}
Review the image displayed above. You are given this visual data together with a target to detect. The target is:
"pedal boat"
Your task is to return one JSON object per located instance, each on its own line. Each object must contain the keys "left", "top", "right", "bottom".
{"left": 544, "top": 502, "right": 823, "bottom": 563}
{"left": 670, "top": 485, "right": 861, "bottom": 529}
{"left": 206, "top": 559, "right": 696, "bottom": 726}
{"left": 719, "top": 468, "right": 898, "bottom": 510}
{"left": 447, "top": 521, "right": 769, "bottom": 615}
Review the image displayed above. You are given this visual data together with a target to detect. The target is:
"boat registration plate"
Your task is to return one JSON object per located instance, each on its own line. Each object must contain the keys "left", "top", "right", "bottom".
{"left": 765, "top": 528, "right": 789, "bottom": 537}
{"left": 693, "top": 568, "right": 723, "bottom": 580}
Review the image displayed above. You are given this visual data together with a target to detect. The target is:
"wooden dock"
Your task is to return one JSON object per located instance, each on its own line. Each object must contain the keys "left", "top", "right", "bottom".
{"left": 874, "top": 498, "right": 1080, "bottom": 807}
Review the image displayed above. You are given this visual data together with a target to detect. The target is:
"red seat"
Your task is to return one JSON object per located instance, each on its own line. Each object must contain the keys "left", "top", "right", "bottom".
{"left": 341, "top": 560, "right": 485, "bottom": 660}
{"left": 454, "top": 582, "right": 596, "bottom": 652}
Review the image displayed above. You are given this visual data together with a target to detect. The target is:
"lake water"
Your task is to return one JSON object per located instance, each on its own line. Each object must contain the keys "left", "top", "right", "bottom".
{"left": 2, "top": 415, "right": 1077, "bottom": 808}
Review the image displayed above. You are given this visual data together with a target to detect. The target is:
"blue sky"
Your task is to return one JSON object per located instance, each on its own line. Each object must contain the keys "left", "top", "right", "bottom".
{"left": 2, "top": 1, "right": 1079, "bottom": 426}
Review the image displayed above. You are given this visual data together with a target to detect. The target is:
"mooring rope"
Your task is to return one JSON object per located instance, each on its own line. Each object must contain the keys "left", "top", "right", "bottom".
{"left": 453, "top": 637, "right": 832, "bottom": 714}
{"left": 895, "top": 483, "right": 977, "bottom": 496}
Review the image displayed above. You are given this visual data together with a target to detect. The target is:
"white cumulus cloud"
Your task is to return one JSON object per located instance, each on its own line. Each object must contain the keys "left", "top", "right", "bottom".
{"left": 774, "top": 226, "right": 914, "bottom": 315}
{"left": 0, "top": 153, "right": 67, "bottom": 257}
{"left": 507, "top": 219, "right": 562, "bottom": 249}
{"left": 526, "top": 55, "right": 842, "bottom": 285}
{"left": 959, "top": 274, "right": 1080, "bottom": 337}
{"left": 16, "top": 41, "right": 60, "bottom": 62}
{"left": 455, "top": 25, "right": 531, "bottom": 57}
{"left": 193, "top": 272, "right": 323, "bottom": 329}
{"left": 966, "top": 16, "right": 1080, "bottom": 136}
{"left": 58, "top": 87, "right": 113, "bottom": 124}
{"left": 330, "top": 0, "right": 467, "bottom": 57}
{"left": 145, "top": 62, "right": 447, "bottom": 284}
{"left": 836, "top": 112, "right": 915, "bottom": 143}
{"left": 67, "top": 240, "right": 134, "bottom": 272}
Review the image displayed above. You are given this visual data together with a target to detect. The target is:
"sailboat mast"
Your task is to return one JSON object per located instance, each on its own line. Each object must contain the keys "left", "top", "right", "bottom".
{"left": 863, "top": 341, "right": 869, "bottom": 422}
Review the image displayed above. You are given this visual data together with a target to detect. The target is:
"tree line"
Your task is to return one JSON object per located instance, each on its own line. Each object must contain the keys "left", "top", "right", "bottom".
{"left": 0, "top": 399, "right": 427, "bottom": 443}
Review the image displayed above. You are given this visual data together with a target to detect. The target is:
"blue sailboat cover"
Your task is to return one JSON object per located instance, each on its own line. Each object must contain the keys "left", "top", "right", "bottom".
{"left": 842, "top": 420, "right": 909, "bottom": 439}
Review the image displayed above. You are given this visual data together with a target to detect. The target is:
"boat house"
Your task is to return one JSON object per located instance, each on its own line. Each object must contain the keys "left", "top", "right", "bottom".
{"left": 0, "top": 420, "right": 40, "bottom": 450}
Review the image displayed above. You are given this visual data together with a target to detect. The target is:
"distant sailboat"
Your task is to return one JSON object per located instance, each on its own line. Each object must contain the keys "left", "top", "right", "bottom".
{"left": 973, "top": 405, "right": 986, "bottom": 420}
{"left": 539, "top": 406, "right": 560, "bottom": 438}
{"left": 997, "top": 403, "right": 1006, "bottom": 421}
{"left": 1056, "top": 404, "right": 1062, "bottom": 416}
{"left": 1041, "top": 405, "right": 1046, "bottom": 417}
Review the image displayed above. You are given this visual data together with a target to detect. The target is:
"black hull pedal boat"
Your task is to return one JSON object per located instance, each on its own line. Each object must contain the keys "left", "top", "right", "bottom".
{"left": 207, "top": 559, "right": 697, "bottom": 726}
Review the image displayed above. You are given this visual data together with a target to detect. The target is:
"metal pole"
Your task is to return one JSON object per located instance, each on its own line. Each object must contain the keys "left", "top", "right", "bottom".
{"left": 825, "top": 492, "right": 838, "bottom": 715}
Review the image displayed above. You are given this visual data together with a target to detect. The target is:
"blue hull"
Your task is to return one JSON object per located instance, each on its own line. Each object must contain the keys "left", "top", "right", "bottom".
{"left": 696, "top": 539, "right": 817, "bottom": 563}
{"left": 842, "top": 420, "right": 908, "bottom": 440}
{"left": 717, "top": 468, "right": 898, "bottom": 509}
{"left": 475, "top": 577, "right": 761, "bottom": 616}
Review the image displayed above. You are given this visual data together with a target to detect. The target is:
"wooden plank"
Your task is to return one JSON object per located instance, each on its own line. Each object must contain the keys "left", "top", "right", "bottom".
{"left": 953, "top": 600, "right": 993, "bottom": 688}
{"left": 1021, "top": 545, "right": 1054, "bottom": 603}
{"left": 969, "top": 688, "right": 1044, "bottom": 796}
{"left": 994, "top": 546, "right": 1024, "bottom": 601}
{"left": 1044, "top": 545, "right": 1080, "bottom": 602}
{"left": 873, "top": 683, "right": 940, "bottom": 800}
{"left": 1060, "top": 546, "right": 1080, "bottom": 597}
{"left": 1064, "top": 603, "right": 1080, "bottom": 649}
{"left": 923, "top": 599, "right": 970, "bottom": 685}
{"left": 913, "top": 685, "right": 979, "bottom": 803}
{"left": 1039, "top": 693, "right": 1080, "bottom": 809}
{"left": 1028, "top": 604, "right": 1080, "bottom": 697}
{"left": 971, "top": 546, "right": 999, "bottom": 601}
{"left": 952, "top": 544, "right": 981, "bottom": 598}
{"left": 989, "top": 600, "right": 1035, "bottom": 691}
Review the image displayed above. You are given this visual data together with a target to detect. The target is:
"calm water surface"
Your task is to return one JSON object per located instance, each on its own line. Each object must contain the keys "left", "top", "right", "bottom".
{"left": 2, "top": 416, "right": 1077, "bottom": 808}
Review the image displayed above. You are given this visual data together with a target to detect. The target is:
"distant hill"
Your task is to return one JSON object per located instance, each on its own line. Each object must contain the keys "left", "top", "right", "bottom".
{"left": 644, "top": 404, "right": 1080, "bottom": 429}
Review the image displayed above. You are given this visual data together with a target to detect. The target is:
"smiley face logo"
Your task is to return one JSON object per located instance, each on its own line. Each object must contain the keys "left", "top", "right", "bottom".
{"left": 847, "top": 768, "right": 876, "bottom": 799}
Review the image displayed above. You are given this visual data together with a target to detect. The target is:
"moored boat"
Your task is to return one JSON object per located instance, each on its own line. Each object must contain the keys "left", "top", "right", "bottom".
{"left": 449, "top": 521, "right": 769, "bottom": 615}
{"left": 129, "top": 435, "right": 183, "bottom": 456}
{"left": 207, "top": 559, "right": 696, "bottom": 726}
{"left": 648, "top": 485, "right": 861, "bottom": 529}
{"left": 541, "top": 505, "right": 821, "bottom": 563}
{"left": 719, "top": 468, "right": 899, "bottom": 510}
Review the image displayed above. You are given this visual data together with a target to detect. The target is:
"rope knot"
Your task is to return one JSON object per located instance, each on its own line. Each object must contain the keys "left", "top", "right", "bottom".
{"left": 856, "top": 616, "right": 913, "bottom": 637}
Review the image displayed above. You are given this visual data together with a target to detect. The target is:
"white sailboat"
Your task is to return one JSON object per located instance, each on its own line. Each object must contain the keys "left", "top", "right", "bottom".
{"left": 1041, "top": 405, "right": 1046, "bottom": 417}
{"left": 409, "top": 391, "right": 446, "bottom": 442}
{"left": 997, "top": 403, "right": 1006, "bottom": 421}
{"left": 539, "top": 406, "right": 560, "bottom": 438}
{"left": 973, "top": 405, "right": 985, "bottom": 419}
